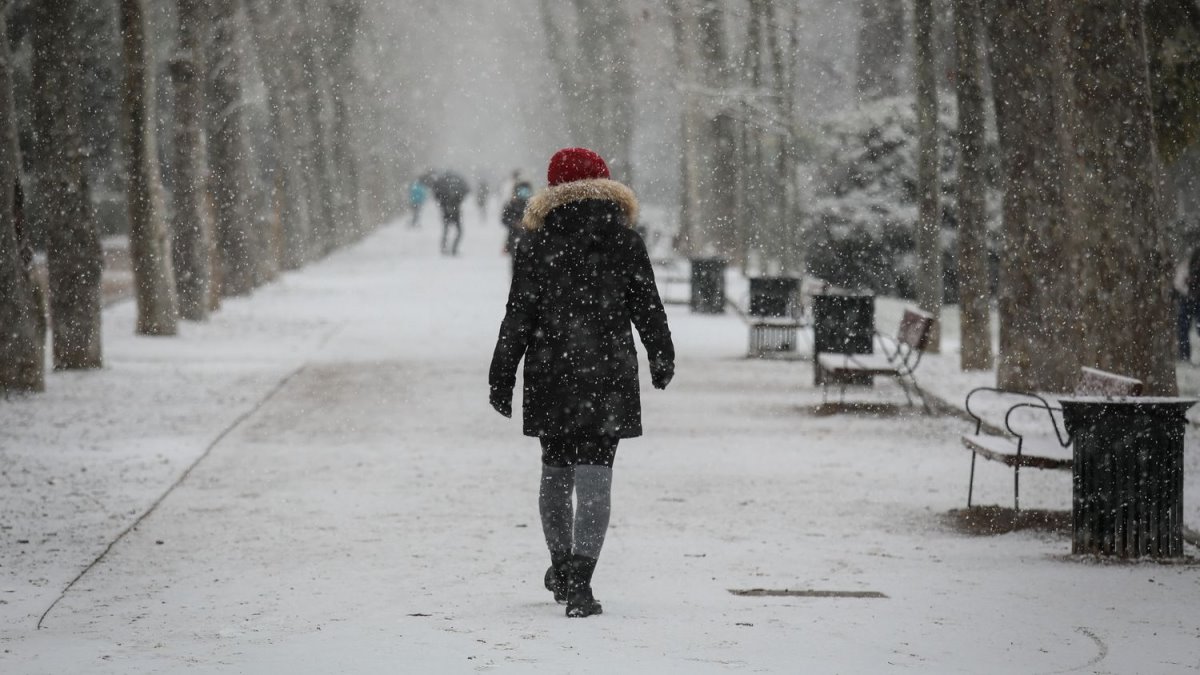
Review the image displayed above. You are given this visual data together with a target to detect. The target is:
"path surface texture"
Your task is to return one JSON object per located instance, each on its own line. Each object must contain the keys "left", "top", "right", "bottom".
{"left": 3, "top": 207, "right": 1200, "bottom": 674}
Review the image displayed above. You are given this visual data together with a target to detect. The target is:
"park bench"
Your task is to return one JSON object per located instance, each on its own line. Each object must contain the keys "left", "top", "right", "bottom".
{"left": 745, "top": 277, "right": 805, "bottom": 357}
{"left": 962, "top": 366, "right": 1144, "bottom": 510}
{"left": 749, "top": 316, "right": 803, "bottom": 356}
{"left": 815, "top": 307, "right": 934, "bottom": 409}
{"left": 654, "top": 258, "right": 691, "bottom": 306}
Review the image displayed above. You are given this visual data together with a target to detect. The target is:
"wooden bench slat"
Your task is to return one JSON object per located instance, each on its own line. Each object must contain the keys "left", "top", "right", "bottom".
{"left": 961, "top": 434, "right": 1072, "bottom": 470}
{"left": 1077, "top": 366, "right": 1143, "bottom": 397}
{"left": 817, "top": 353, "right": 900, "bottom": 376}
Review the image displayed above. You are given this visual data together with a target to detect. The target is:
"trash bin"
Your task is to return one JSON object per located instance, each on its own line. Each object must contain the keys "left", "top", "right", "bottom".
{"left": 811, "top": 291, "right": 874, "bottom": 386}
{"left": 749, "top": 277, "right": 799, "bottom": 318}
{"left": 1060, "top": 396, "right": 1197, "bottom": 558}
{"left": 690, "top": 258, "right": 726, "bottom": 314}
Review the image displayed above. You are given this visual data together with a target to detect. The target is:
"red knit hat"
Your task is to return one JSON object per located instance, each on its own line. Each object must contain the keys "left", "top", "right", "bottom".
{"left": 546, "top": 147, "right": 610, "bottom": 186}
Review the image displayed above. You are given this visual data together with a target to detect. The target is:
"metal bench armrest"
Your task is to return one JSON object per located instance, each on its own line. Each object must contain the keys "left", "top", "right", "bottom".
{"left": 964, "top": 387, "right": 1053, "bottom": 435}
{"left": 1004, "top": 401, "right": 1070, "bottom": 449}
{"left": 875, "top": 331, "right": 924, "bottom": 376}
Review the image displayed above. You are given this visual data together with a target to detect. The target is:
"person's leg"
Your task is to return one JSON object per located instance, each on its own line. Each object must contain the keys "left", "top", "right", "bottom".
{"left": 1187, "top": 298, "right": 1199, "bottom": 362}
{"left": 450, "top": 204, "right": 463, "bottom": 255}
{"left": 566, "top": 436, "right": 617, "bottom": 617}
{"left": 572, "top": 451, "right": 615, "bottom": 559}
{"left": 539, "top": 437, "right": 574, "bottom": 603}
{"left": 1177, "top": 294, "right": 1191, "bottom": 361}
{"left": 439, "top": 203, "right": 452, "bottom": 253}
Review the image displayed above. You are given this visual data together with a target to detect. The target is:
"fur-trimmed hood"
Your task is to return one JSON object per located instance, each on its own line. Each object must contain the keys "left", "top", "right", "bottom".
{"left": 521, "top": 178, "right": 639, "bottom": 231}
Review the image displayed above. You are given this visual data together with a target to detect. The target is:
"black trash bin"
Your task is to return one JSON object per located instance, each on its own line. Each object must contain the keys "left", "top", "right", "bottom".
{"left": 811, "top": 292, "right": 874, "bottom": 386}
{"left": 749, "top": 277, "right": 799, "bottom": 318}
{"left": 690, "top": 258, "right": 726, "bottom": 314}
{"left": 1060, "top": 396, "right": 1197, "bottom": 558}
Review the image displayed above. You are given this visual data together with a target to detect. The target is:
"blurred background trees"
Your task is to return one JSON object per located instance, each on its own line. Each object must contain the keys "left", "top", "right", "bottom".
{"left": 0, "top": 0, "right": 1197, "bottom": 395}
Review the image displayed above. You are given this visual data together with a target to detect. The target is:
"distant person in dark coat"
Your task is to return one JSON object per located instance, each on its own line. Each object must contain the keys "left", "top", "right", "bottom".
{"left": 1178, "top": 247, "right": 1200, "bottom": 361}
{"left": 476, "top": 179, "right": 491, "bottom": 217}
{"left": 489, "top": 147, "right": 675, "bottom": 618}
{"left": 500, "top": 180, "right": 532, "bottom": 257}
{"left": 428, "top": 171, "right": 469, "bottom": 255}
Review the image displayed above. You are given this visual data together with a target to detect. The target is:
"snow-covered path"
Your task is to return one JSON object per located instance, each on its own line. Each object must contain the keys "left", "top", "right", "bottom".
{"left": 4, "top": 208, "right": 1199, "bottom": 673}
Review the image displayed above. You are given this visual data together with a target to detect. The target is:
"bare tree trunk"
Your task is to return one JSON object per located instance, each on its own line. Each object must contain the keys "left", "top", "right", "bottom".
{"left": 765, "top": 0, "right": 797, "bottom": 273}
{"left": 538, "top": 0, "right": 591, "bottom": 144}
{"left": 245, "top": 0, "right": 312, "bottom": 269}
{"left": 741, "top": 0, "right": 767, "bottom": 271}
{"left": 297, "top": 0, "right": 339, "bottom": 255}
{"left": 0, "top": 4, "right": 45, "bottom": 394}
{"left": 913, "top": 0, "right": 942, "bottom": 351}
{"left": 169, "top": 0, "right": 214, "bottom": 320}
{"left": 119, "top": 0, "right": 179, "bottom": 335}
{"left": 698, "top": 0, "right": 739, "bottom": 261}
{"left": 857, "top": 0, "right": 906, "bottom": 100}
{"left": 31, "top": 0, "right": 103, "bottom": 367}
{"left": 665, "top": 0, "right": 699, "bottom": 256}
{"left": 327, "top": 0, "right": 365, "bottom": 242}
{"left": 594, "top": 1, "right": 635, "bottom": 181}
{"left": 986, "top": 0, "right": 1078, "bottom": 392}
{"left": 207, "top": 0, "right": 258, "bottom": 296}
{"left": 953, "top": 0, "right": 992, "bottom": 370}
{"left": 540, "top": 0, "right": 636, "bottom": 181}
{"left": 1058, "top": 0, "right": 1176, "bottom": 395}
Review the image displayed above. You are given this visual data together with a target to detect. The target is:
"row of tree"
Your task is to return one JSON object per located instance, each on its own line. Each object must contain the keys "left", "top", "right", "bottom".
{"left": 649, "top": 0, "right": 1197, "bottom": 396}
{"left": 0, "top": 0, "right": 383, "bottom": 395}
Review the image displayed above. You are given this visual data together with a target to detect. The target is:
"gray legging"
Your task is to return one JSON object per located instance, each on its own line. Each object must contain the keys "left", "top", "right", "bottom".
{"left": 539, "top": 463, "right": 613, "bottom": 560}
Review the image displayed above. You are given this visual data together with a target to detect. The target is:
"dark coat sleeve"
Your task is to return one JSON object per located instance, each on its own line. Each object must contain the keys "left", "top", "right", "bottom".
{"left": 489, "top": 243, "right": 539, "bottom": 406}
{"left": 624, "top": 235, "right": 674, "bottom": 380}
{"left": 501, "top": 200, "right": 520, "bottom": 229}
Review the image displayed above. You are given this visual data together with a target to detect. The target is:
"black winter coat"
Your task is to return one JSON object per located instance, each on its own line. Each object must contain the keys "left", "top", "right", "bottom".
{"left": 489, "top": 178, "right": 674, "bottom": 439}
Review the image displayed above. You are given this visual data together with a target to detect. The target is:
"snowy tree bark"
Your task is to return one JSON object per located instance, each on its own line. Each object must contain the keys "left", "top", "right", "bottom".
{"left": 169, "top": 0, "right": 214, "bottom": 320}
{"left": 986, "top": 0, "right": 1078, "bottom": 392}
{"left": 245, "top": 0, "right": 312, "bottom": 270}
{"left": 0, "top": 5, "right": 45, "bottom": 393}
{"left": 207, "top": 0, "right": 259, "bottom": 296}
{"left": 31, "top": 0, "right": 103, "bottom": 367}
{"left": 119, "top": 0, "right": 179, "bottom": 335}
{"left": 953, "top": 0, "right": 992, "bottom": 370}
{"left": 1057, "top": 0, "right": 1176, "bottom": 395}
{"left": 856, "top": 0, "right": 906, "bottom": 101}
{"left": 912, "top": 0, "right": 941, "bottom": 352}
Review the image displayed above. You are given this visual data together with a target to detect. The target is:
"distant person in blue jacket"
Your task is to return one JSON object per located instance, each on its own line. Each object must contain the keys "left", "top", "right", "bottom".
{"left": 408, "top": 179, "right": 427, "bottom": 228}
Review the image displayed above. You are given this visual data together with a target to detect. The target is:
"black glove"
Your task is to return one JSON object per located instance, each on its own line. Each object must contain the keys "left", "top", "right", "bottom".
{"left": 490, "top": 388, "right": 513, "bottom": 418}
{"left": 651, "top": 364, "right": 674, "bottom": 390}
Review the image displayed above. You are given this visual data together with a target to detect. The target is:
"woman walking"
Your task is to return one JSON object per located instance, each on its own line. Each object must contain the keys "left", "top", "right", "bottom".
{"left": 488, "top": 148, "right": 674, "bottom": 618}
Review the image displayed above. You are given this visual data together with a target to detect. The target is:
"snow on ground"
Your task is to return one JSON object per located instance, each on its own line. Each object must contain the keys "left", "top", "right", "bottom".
{"left": 2, "top": 206, "right": 1199, "bottom": 674}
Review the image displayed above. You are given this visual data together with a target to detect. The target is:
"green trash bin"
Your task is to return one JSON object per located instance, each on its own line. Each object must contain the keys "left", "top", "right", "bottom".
{"left": 1060, "top": 396, "right": 1197, "bottom": 558}
{"left": 749, "top": 277, "right": 799, "bottom": 318}
{"left": 690, "top": 258, "right": 726, "bottom": 314}
{"left": 811, "top": 292, "right": 874, "bottom": 386}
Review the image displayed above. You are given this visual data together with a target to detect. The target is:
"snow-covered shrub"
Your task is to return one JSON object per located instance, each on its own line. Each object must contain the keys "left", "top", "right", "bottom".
{"left": 803, "top": 95, "right": 1000, "bottom": 300}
